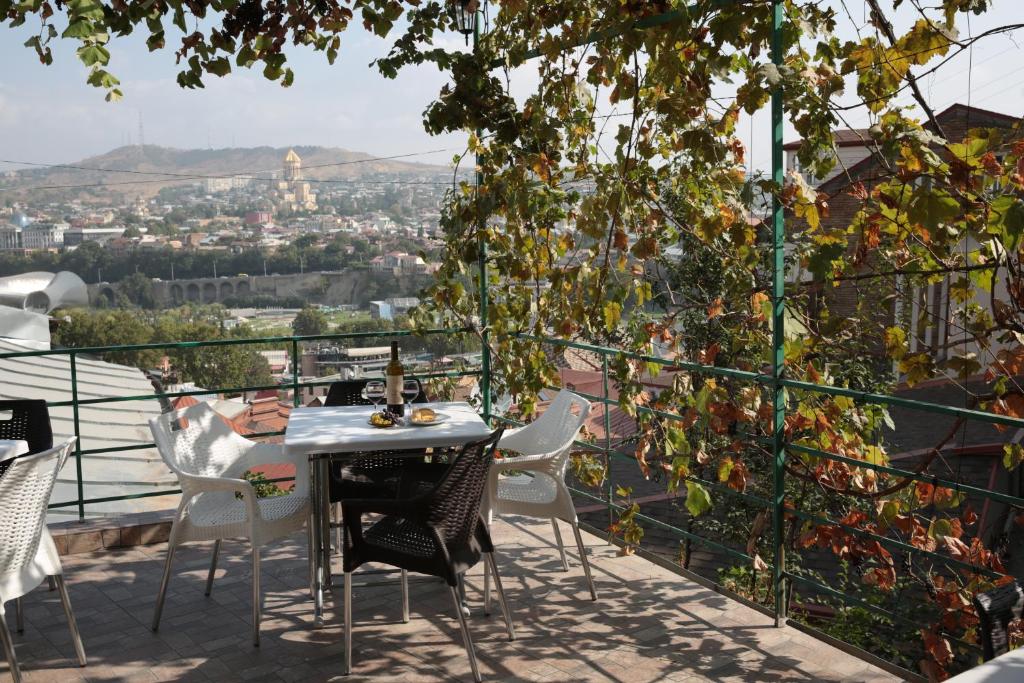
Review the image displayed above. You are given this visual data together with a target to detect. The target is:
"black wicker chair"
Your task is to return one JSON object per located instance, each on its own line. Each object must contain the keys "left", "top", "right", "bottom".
{"left": 974, "top": 579, "right": 1024, "bottom": 661}
{"left": 340, "top": 428, "right": 514, "bottom": 682}
{"left": 0, "top": 399, "right": 53, "bottom": 478}
{"left": 324, "top": 380, "right": 430, "bottom": 502}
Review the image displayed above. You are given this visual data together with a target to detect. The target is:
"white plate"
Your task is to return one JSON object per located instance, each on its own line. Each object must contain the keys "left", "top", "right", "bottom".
{"left": 408, "top": 412, "right": 450, "bottom": 426}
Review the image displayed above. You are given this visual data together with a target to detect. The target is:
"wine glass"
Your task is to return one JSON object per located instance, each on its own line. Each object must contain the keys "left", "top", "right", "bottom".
{"left": 402, "top": 378, "right": 422, "bottom": 415}
{"left": 364, "top": 380, "right": 385, "bottom": 410}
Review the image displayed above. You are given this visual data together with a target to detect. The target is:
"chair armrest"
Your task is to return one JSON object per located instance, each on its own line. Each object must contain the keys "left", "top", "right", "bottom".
{"left": 494, "top": 451, "right": 563, "bottom": 469}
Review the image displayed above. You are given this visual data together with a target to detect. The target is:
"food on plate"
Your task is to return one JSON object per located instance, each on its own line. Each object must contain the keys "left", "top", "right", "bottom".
{"left": 369, "top": 411, "right": 395, "bottom": 427}
{"left": 411, "top": 407, "right": 436, "bottom": 423}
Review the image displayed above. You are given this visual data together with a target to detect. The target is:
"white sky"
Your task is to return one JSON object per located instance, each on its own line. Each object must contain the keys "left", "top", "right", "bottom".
{"left": 0, "top": 0, "right": 1020, "bottom": 174}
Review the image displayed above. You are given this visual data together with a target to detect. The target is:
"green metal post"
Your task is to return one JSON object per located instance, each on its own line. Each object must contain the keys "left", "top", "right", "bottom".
{"left": 69, "top": 352, "right": 85, "bottom": 521}
{"left": 769, "top": 0, "right": 787, "bottom": 627}
{"left": 603, "top": 354, "right": 613, "bottom": 539}
{"left": 474, "top": 7, "right": 491, "bottom": 423}
{"left": 292, "top": 339, "right": 301, "bottom": 407}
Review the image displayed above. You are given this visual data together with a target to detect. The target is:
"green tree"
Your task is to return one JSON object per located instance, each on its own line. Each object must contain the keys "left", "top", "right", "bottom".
{"left": 118, "top": 272, "right": 157, "bottom": 309}
{"left": 292, "top": 305, "right": 329, "bottom": 337}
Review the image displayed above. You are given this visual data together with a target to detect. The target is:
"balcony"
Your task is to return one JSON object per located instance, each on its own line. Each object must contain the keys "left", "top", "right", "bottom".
{"left": 1, "top": 328, "right": 1020, "bottom": 682}
{"left": 12, "top": 517, "right": 897, "bottom": 683}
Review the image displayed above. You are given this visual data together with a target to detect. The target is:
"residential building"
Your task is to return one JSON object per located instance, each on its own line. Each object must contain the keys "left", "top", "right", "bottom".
{"left": 64, "top": 226, "right": 127, "bottom": 246}
{"left": 0, "top": 224, "right": 21, "bottom": 250}
{"left": 787, "top": 103, "right": 1021, "bottom": 365}
{"left": 21, "top": 222, "right": 68, "bottom": 250}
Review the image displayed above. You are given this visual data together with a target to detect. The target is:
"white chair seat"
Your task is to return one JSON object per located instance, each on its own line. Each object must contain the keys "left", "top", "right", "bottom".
{"left": 496, "top": 472, "right": 558, "bottom": 506}
{"left": 186, "top": 491, "right": 309, "bottom": 539}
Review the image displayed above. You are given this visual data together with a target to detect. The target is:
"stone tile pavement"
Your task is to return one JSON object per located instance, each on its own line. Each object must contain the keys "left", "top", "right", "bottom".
{"left": 3, "top": 517, "right": 903, "bottom": 682}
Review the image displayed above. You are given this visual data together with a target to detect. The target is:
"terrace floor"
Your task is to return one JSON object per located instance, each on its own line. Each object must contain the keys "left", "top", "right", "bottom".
{"left": 5, "top": 517, "right": 902, "bottom": 682}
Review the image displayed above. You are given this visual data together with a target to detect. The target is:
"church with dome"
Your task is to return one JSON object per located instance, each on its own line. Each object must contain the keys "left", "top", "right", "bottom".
{"left": 273, "top": 148, "right": 317, "bottom": 212}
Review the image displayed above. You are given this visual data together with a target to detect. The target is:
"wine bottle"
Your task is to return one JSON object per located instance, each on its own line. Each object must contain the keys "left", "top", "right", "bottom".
{"left": 385, "top": 341, "right": 405, "bottom": 416}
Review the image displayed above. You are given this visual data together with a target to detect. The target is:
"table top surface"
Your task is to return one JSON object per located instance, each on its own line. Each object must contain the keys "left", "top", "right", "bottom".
{"left": 946, "top": 647, "right": 1024, "bottom": 682}
{"left": 0, "top": 439, "right": 28, "bottom": 462}
{"left": 284, "top": 402, "right": 491, "bottom": 456}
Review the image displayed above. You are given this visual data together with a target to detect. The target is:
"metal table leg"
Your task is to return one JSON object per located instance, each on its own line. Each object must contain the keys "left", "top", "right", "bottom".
{"left": 310, "top": 454, "right": 325, "bottom": 628}
{"left": 319, "top": 457, "right": 333, "bottom": 592}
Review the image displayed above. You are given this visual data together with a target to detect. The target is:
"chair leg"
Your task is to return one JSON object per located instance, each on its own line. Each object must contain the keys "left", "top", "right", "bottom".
{"left": 485, "top": 553, "right": 516, "bottom": 642}
{"left": 205, "top": 540, "right": 221, "bottom": 597}
{"left": 152, "top": 536, "right": 178, "bottom": 631}
{"left": 571, "top": 522, "right": 598, "bottom": 600}
{"left": 456, "top": 576, "right": 470, "bottom": 618}
{"left": 47, "top": 576, "right": 56, "bottom": 591}
{"left": 14, "top": 598, "right": 23, "bottom": 634}
{"left": 551, "top": 519, "right": 569, "bottom": 572}
{"left": 306, "top": 515, "right": 316, "bottom": 599}
{"left": 482, "top": 559, "right": 491, "bottom": 616}
{"left": 0, "top": 610, "right": 22, "bottom": 683}
{"left": 450, "top": 586, "right": 481, "bottom": 683}
{"left": 251, "top": 545, "right": 261, "bottom": 647}
{"left": 343, "top": 571, "right": 352, "bottom": 676}
{"left": 54, "top": 576, "right": 87, "bottom": 667}
{"left": 334, "top": 503, "right": 343, "bottom": 555}
{"left": 400, "top": 569, "right": 409, "bottom": 623}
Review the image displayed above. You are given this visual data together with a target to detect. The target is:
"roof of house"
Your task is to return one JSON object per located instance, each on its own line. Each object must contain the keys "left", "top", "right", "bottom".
{"left": 817, "top": 103, "right": 1020, "bottom": 195}
{"left": 0, "top": 337, "right": 171, "bottom": 516}
{"left": 783, "top": 128, "right": 871, "bottom": 151}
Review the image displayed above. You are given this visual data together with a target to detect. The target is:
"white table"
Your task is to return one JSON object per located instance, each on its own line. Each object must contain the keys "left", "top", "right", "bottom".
{"left": 946, "top": 648, "right": 1024, "bottom": 682}
{"left": 284, "top": 402, "right": 491, "bottom": 627}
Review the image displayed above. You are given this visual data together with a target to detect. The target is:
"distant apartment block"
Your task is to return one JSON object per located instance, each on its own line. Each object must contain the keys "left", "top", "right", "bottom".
{"left": 64, "top": 226, "right": 127, "bottom": 246}
{"left": 369, "top": 251, "right": 436, "bottom": 275}
{"left": 21, "top": 222, "right": 68, "bottom": 250}
{"left": 370, "top": 297, "right": 419, "bottom": 320}
{"left": 0, "top": 224, "right": 21, "bottom": 250}
{"left": 0, "top": 222, "right": 68, "bottom": 251}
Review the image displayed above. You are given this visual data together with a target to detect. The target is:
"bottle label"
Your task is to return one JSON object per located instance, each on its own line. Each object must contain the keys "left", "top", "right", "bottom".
{"left": 386, "top": 373, "right": 403, "bottom": 410}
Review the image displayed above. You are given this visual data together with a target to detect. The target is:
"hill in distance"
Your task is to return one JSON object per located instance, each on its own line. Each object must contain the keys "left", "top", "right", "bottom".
{"left": 4, "top": 144, "right": 453, "bottom": 199}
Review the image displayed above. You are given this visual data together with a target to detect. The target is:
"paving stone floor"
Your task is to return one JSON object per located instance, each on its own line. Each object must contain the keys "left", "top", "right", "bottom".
{"left": 3, "top": 517, "right": 903, "bottom": 682}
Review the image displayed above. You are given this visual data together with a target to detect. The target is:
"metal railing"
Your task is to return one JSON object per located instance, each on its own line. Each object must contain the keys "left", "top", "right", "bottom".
{"left": 0, "top": 328, "right": 478, "bottom": 519}
{"left": 490, "top": 334, "right": 1022, "bottom": 680}
{"left": 4, "top": 323, "right": 1018, "bottom": 677}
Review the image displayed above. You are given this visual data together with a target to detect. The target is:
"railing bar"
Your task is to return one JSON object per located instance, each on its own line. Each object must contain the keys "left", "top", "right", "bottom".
{"left": 568, "top": 485, "right": 754, "bottom": 563}
{"left": 785, "top": 573, "right": 982, "bottom": 652}
{"left": 789, "top": 443, "right": 1024, "bottom": 508}
{"left": 0, "top": 327, "right": 471, "bottom": 360}
{"left": 787, "top": 507, "right": 1004, "bottom": 579}
{"left": 517, "top": 334, "right": 1024, "bottom": 430}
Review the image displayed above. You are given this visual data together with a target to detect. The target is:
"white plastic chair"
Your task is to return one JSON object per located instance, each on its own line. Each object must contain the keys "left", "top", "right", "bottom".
{"left": 149, "top": 402, "right": 310, "bottom": 646}
{"left": 484, "top": 390, "right": 597, "bottom": 604}
{"left": 0, "top": 438, "right": 85, "bottom": 683}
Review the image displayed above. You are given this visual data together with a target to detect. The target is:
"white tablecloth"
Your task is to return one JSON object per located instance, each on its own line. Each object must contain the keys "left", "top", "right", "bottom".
{"left": 946, "top": 647, "right": 1024, "bottom": 682}
{"left": 0, "top": 439, "right": 28, "bottom": 463}
{"left": 284, "top": 402, "right": 491, "bottom": 456}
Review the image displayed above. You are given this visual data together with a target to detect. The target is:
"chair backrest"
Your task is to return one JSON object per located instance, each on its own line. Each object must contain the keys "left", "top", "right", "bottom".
{"left": 149, "top": 402, "right": 249, "bottom": 479}
{"left": 0, "top": 399, "right": 53, "bottom": 455}
{"left": 325, "top": 380, "right": 372, "bottom": 407}
{"left": 324, "top": 379, "right": 428, "bottom": 407}
{"left": 517, "top": 390, "right": 591, "bottom": 458}
{"left": 974, "top": 580, "right": 1024, "bottom": 660}
{"left": 427, "top": 428, "right": 504, "bottom": 546}
{"left": 0, "top": 438, "right": 74, "bottom": 577}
